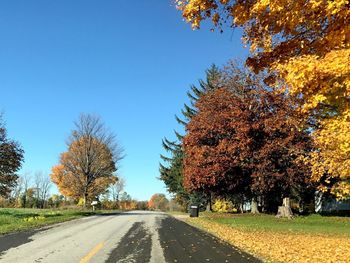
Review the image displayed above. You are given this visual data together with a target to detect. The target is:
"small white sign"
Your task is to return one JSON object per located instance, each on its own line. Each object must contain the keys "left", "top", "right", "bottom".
{"left": 91, "top": 201, "right": 98, "bottom": 206}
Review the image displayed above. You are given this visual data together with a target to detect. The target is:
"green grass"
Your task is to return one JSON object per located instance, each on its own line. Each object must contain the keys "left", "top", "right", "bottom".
{"left": 0, "top": 208, "right": 119, "bottom": 235}
{"left": 199, "top": 212, "right": 350, "bottom": 236}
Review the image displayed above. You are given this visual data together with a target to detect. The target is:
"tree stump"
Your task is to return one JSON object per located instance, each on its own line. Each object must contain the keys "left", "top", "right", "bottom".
{"left": 276, "top": 197, "right": 293, "bottom": 218}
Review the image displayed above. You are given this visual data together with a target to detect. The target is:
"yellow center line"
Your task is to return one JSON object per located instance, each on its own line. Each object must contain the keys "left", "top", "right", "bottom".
{"left": 79, "top": 242, "right": 105, "bottom": 263}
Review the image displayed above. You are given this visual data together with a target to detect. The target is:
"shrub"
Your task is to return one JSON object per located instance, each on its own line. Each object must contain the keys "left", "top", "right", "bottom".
{"left": 212, "top": 199, "right": 236, "bottom": 213}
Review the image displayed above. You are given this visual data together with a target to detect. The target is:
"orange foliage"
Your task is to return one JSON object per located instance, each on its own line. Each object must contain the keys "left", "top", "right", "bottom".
{"left": 51, "top": 136, "right": 117, "bottom": 202}
{"left": 118, "top": 200, "right": 137, "bottom": 210}
{"left": 148, "top": 193, "right": 169, "bottom": 211}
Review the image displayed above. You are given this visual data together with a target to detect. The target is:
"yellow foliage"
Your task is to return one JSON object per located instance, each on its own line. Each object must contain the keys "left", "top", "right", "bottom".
{"left": 175, "top": 0, "right": 350, "bottom": 198}
{"left": 51, "top": 136, "right": 117, "bottom": 201}
{"left": 212, "top": 199, "right": 236, "bottom": 213}
{"left": 23, "top": 216, "right": 46, "bottom": 222}
{"left": 275, "top": 49, "right": 350, "bottom": 114}
{"left": 77, "top": 198, "right": 85, "bottom": 207}
{"left": 188, "top": 218, "right": 350, "bottom": 263}
{"left": 309, "top": 111, "right": 350, "bottom": 199}
{"left": 277, "top": 50, "right": 349, "bottom": 198}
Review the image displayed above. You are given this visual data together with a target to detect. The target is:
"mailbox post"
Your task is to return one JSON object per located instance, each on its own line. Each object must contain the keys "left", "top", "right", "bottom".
{"left": 91, "top": 201, "right": 98, "bottom": 211}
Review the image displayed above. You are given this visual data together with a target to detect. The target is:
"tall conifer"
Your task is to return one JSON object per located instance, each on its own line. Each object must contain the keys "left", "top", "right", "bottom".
{"left": 159, "top": 65, "right": 222, "bottom": 209}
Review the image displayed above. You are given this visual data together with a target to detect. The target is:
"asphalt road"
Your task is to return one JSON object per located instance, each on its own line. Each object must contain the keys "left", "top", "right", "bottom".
{"left": 0, "top": 211, "right": 261, "bottom": 263}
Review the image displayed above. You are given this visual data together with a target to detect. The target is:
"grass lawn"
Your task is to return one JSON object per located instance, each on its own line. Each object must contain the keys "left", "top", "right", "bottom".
{"left": 202, "top": 212, "right": 350, "bottom": 236}
{"left": 184, "top": 212, "right": 350, "bottom": 263}
{"left": 0, "top": 208, "right": 118, "bottom": 235}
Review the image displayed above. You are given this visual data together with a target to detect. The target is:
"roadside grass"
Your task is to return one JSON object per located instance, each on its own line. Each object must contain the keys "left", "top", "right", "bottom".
{"left": 0, "top": 208, "right": 119, "bottom": 235}
{"left": 202, "top": 212, "right": 350, "bottom": 236}
{"left": 184, "top": 212, "right": 350, "bottom": 263}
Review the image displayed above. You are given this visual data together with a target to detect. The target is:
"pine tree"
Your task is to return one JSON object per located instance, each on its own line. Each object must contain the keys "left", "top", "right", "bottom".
{"left": 159, "top": 65, "right": 222, "bottom": 210}
{"left": 175, "top": 64, "right": 222, "bottom": 127}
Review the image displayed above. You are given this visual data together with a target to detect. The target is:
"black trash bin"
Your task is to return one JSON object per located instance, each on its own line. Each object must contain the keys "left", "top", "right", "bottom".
{"left": 189, "top": 205, "right": 199, "bottom": 217}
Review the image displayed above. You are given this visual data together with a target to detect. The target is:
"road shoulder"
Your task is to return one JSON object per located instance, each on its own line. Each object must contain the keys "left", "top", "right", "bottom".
{"left": 160, "top": 215, "right": 261, "bottom": 263}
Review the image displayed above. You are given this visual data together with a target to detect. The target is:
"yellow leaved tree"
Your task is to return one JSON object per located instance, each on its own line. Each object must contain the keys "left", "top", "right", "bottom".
{"left": 175, "top": 0, "right": 350, "bottom": 198}
{"left": 51, "top": 114, "right": 123, "bottom": 206}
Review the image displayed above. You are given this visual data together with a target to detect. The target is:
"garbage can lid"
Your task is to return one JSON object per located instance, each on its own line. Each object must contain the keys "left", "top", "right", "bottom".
{"left": 190, "top": 205, "right": 198, "bottom": 208}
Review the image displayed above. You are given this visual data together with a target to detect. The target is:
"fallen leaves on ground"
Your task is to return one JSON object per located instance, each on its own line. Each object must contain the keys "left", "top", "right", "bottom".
{"left": 185, "top": 218, "right": 350, "bottom": 263}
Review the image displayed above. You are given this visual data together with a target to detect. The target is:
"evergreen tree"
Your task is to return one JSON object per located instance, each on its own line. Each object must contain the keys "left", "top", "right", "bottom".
{"left": 175, "top": 64, "right": 222, "bottom": 127}
{"left": 159, "top": 65, "right": 222, "bottom": 210}
{"left": 159, "top": 139, "right": 187, "bottom": 205}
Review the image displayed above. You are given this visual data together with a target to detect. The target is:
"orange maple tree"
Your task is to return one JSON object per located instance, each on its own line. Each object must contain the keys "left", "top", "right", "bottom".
{"left": 148, "top": 193, "right": 169, "bottom": 211}
{"left": 51, "top": 114, "right": 122, "bottom": 205}
{"left": 51, "top": 137, "right": 117, "bottom": 203}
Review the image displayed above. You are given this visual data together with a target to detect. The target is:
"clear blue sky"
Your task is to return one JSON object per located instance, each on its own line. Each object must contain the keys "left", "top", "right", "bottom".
{"left": 0, "top": 0, "right": 247, "bottom": 201}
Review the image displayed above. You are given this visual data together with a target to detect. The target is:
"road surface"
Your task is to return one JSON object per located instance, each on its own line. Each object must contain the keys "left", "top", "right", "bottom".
{"left": 0, "top": 211, "right": 260, "bottom": 263}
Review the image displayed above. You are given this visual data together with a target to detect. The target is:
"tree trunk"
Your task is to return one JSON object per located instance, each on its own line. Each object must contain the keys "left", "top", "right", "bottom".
{"left": 251, "top": 198, "right": 260, "bottom": 214}
{"left": 206, "top": 193, "right": 212, "bottom": 212}
{"left": 298, "top": 199, "right": 305, "bottom": 214}
{"left": 276, "top": 197, "right": 293, "bottom": 218}
{"left": 22, "top": 193, "right": 26, "bottom": 208}
{"left": 83, "top": 192, "right": 88, "bottom": 208}
{"left": 261, "top": 197, "right": 266, "bottom": 213}
{"left": 239, "top": 203, "right": 244, "bottom": 213}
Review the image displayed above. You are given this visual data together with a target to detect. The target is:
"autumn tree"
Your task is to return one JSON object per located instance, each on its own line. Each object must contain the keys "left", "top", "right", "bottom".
{"left": 47, "top": 194, "right": 65, "bottom": 208}
{"left": 184, "top": 67, "right": 313, "bottom": 213}
{"left": 182, "top": 63, "right": 259, "bottom": 210}
{"left": 0, "top": 114, "right": 24, "bottom": 197}
{"left": 183, "top": 88, "right": 252, "bottom": 206}
{"left": 136, "top": 201, "right": 149, "bottom": 210}
{"left": 160, "top": 65, "right": 222, "bottom": 210}
{"left": 51, "top": 114, "right": 123, "bottom": 206}
{"left": 148, "top": 193, "right": 169, "bottom": 211}
{"left": 118, "top": 192, "right": 137, "bottom": 210}
{"left": 247, "top": 90, "right": 313, "bottom": 213}
{"left": 175, "top": 0, "right": 350, "bottom": 199}
{"left": 309, "top": 115, "right": 350, "bottom": 199}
